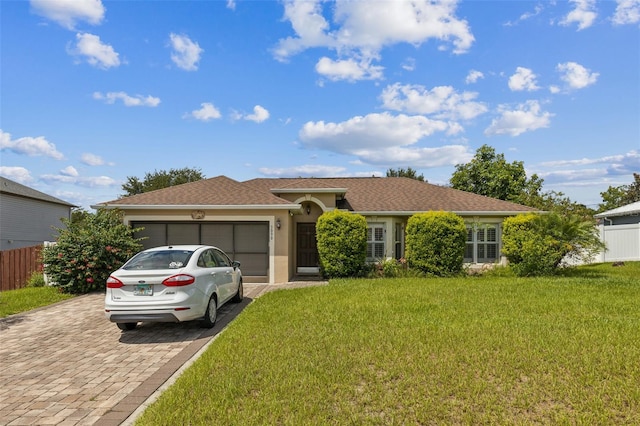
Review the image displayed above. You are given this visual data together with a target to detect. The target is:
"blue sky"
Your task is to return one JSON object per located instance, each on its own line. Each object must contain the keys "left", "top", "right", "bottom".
{"left": 1, "top": 0, "right": 638, "bottom": 211}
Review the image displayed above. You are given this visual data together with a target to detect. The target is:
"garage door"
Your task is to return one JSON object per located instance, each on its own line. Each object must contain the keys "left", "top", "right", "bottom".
{"left": 131, "top": 221, "right": 269, "bottom": 280}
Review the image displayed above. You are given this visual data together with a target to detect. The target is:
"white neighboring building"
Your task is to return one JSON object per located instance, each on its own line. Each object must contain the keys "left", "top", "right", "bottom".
{"left": 594, "top": 201, "right": 640, "bottom": 263}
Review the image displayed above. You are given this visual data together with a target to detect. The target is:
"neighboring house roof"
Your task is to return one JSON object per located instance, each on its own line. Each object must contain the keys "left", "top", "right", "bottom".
{"left": 94, "top": 175, "right": 298, "bottom": 209}
{"left": 594, "top": 201, "right": 640, "bottom": 218}
{"left": 96, "top": 175, "right": 536, "bottom": 215}
{"left": 0, "top": 176, "right": 76, "bottom": 207}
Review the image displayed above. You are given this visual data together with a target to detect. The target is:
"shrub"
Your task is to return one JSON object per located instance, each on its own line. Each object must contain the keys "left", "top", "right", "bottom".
{"left": 26, "top": 271, "right": 46, "bottom": 288}
{"left": 405, "top": 211, "right": 466, "bottom": 276}
{"left": 316, "top": 210, "right": 367, "bottom": 278}
{"left": 502, "top": 213, "right": 563, "bottom": 276}
{"left": 502, "top": 212, "right": 604, "bottom": 276}
{"left": 42, "top": 209, "right": 143, "bottom": 294}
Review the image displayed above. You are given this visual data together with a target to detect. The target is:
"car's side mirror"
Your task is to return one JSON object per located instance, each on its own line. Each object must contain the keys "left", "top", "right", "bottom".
{"left": 232, "top": 260, "right": 241, "bottom": 270}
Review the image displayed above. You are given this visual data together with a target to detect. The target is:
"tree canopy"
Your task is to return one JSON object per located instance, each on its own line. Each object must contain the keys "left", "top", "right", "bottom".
{"left": 386, "top": 167, "right": 425, "bottom": 182}
{"left": 121, "top": 167, "right": 205, "bottom": 196}
{"left": 449, "top": 144, "right": 595, "bottom": 219}
{"left": 449, "top": 145, "right": 542, "bottom": 204}
{"left": 598, "top": 173, "right": 640, "bottom": 212}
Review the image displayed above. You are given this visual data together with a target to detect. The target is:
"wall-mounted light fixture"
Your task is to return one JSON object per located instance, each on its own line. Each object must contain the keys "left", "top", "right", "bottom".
{"left": 306, "top": 204, "right": 311, "bottom": 215}
{"left": 276, "top": 218, "right": 281, "bottom": 229}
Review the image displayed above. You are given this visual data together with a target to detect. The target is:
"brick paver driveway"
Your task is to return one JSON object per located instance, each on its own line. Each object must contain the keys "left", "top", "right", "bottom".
{"left": 0, "top": 283, "right": 314, "bottom": 426}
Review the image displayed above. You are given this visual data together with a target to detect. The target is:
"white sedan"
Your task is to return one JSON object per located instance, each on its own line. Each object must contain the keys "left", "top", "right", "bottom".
{"left": 105, "top": 245, "right": 243, "bottom": 331}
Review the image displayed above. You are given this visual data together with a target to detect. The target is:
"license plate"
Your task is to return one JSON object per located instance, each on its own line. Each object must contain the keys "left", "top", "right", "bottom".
{"left": 134, "top": 284, "right": 153, "bottom": 296}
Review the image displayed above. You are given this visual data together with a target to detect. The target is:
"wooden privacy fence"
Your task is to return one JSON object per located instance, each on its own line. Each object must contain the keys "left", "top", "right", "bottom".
{"left": 0, "top": 245, "right": 43, "bottom": 291}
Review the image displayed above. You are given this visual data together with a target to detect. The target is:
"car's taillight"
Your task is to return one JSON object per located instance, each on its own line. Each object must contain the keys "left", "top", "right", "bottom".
{"left": 163, "top": 274, "right": 195, "bottom": 286}
{"left": 106, "top": 276, "right": 124, "bottom": 288}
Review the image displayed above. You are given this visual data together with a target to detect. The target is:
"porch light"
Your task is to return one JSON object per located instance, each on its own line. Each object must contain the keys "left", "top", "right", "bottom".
{"left": 306, "top": 205, "right": 311, "bottom": 215}
{"left": 276, "top": 218, "right": 281, "bottom": 229}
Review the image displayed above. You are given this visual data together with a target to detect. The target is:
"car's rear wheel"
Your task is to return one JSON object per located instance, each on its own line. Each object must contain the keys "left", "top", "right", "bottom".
{"left": 202, "top": 295, "right": 217, "bottom": 328}
{"left": 117, "top": 322, "right": 137, "bottom": 331}
{"left": 232, "top": 279, "right": 243, "bottom": 303}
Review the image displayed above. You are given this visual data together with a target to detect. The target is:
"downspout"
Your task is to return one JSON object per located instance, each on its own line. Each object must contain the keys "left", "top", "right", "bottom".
{"left": 602, "top": 217, "right": 613, "bottom": 263}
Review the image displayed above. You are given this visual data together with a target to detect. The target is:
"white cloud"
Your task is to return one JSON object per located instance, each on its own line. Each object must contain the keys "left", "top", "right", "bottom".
{"left": 484, "top": 100, "right": 553, "bottom": 137}
{"left": 186, "top": 103, "right": 222, "bottom": 121}
{"left": 226, "top": 0, "right": 236, "bottom": 11}
{"left": 508, "top": 67, "right": 540, "bottom": 91}
{"left": 380, "top": 83, "right": 488, "bottom": 121}
{"left": 402, "top": 57, "right": 416, "bottom": 72}
{"left": 0, "top": 130, "right": 64, "bottom": 159}
{"left": 234, "top": 105, "right": 270, "bottom": 123}
{"left": 93, "top": 91, "right": 161, "bottom": 107}
{"left": 81, "top": 153, "right": 105, "bottom": 166}
{"left": 505, "top": 4, "right": 544, "bottom": 26}
{"left": 60, "top": 166, "right": 79, "bottom": 177}
{"left": 0, "top": 166, "right": 33, "bottom": 183}
{"left": 549, "top": 85, "right": 561, "bottom": 94}
{"left": 315, "top": 56, "right": 384, "bottom": 82}
{"left": 30, "top": 0, "right": 105, "bottom": 30}
{"left": 272, "top": 1, "right": 335, "bottom": 60}
{"left": 40, "top": 173, "right": 117, "bottom": 187}
{"left": 259, "top": 164, "right": 348, "bottom": 177}
{"left": 169, "top": 33, "right": 203, "bottom": 71}
{"left": 298, "top": 112, "right": 471, "bottom": 166}
{"left": 556, "top": 61, "right": 599, "bottom": 90}
{"left": 68, "top": 33, "right": 120, "bottom": 69}
{"left": 541, "top": 150, "right": 640, "bottom": 174}
{"left": 465, "top": 70, "right": 484, "bottom": 84}
{"left": 612, "top": 0, "right": 640, "bottom": 25}
{"left": 273, "top": 0, "right": 474, "bottom": 81}
{"left": 560, "top": 0, "right": 597, "bottom": 30}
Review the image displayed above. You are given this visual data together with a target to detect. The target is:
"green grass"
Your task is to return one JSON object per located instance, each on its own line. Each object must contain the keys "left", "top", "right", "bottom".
{"left": 0, "top": 286, "right": 74, "bottom": 318}
{"left": 135, "top": 262, "right": 640, "bottom": 425}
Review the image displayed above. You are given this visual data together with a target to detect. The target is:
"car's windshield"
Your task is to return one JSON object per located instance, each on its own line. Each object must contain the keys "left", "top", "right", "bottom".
{"left": 123, "top": 250, "right": 194, "bottom": 270}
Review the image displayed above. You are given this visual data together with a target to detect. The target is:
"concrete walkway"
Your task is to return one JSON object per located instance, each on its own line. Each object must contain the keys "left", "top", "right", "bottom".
{"left": 0, "top": 282, "right": 326, "bottom": 425}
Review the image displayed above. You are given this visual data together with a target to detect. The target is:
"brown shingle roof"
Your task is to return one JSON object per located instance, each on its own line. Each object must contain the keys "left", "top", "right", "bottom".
{"left": 97, "top": 175, "right": 537, "bottom": 214}
{"left": 245, "top": 177, "right": 536, "bottom": 214}
{"left": 97, "top": 175, "right": 294, "bottom": 207}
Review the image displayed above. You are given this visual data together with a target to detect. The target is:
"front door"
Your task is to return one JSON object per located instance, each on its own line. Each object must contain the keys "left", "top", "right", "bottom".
{"left": 297, "top": 223, "right": 319, "bottom": 274}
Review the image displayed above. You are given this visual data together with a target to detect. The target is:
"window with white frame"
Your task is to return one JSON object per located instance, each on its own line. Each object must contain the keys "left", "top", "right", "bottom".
{"left": 465, "top": 224, "right": 499, "bottom": 263}
{"left": 367, "top": 224, "right": 385, "bottom": 260}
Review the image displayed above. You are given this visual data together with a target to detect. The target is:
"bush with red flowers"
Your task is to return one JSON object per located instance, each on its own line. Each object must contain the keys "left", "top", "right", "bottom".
{"left": 42, "top": 209, "right": 143, "bottom": 294}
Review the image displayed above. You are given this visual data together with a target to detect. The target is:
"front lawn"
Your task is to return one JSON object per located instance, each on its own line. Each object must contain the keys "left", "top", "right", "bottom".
{"left": 136, "top": 263, "right": 640, "bottom": 425}
{"left": 0, "top": 286, "right": 74, "bottom": 318}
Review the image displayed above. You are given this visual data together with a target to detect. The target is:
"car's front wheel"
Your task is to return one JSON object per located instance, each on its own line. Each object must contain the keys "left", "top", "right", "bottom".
{"left": 232, "top": 279, "right": 243, "bottom": 303}
{"left": 117, "top": 322, "right": 137, "bottom": 331}
{"left": 202, "top": 295, "right": 217, "bottom": 328}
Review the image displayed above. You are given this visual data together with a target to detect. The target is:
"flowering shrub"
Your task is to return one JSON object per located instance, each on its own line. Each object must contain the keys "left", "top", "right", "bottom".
{"left": 42, "top": 209, "right": 143, "bottom": 294}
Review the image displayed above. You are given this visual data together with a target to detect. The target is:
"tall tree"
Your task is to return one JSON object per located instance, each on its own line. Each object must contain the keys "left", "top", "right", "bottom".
{"left": 598, "top": 173, "right": 640, "bottom": 212}
{"left": 121, "top": 167, "right": 205, "bottom": 196}
{"left": 449, "top": 145, "right": 595, "bottom": 219}
{"left": 449, "top": 145, "right": 541, "bottom": 204}
{"left": 386, "top": 167, "right": 425, "bottom": 182}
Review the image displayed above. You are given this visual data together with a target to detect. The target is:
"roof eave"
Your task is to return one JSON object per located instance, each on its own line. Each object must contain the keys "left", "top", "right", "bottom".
{"left": 354, "top": 210, "right": 538, "bottom": 216}
{"left": 91, "top": 203, "right": 301, "bottom": 210}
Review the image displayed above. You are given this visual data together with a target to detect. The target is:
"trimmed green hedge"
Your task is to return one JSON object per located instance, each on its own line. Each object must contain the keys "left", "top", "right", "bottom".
{"left": 405, "top": 211, "right": 466, "bottom": 276}
{"left": 316, "top": 210, "right": 367, "bottom": 278}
